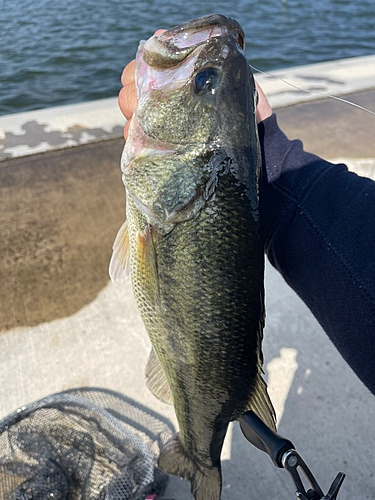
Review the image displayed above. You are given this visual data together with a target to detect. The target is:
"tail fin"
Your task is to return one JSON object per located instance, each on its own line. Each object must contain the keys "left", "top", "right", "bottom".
{"left": 158, "top": 433, "right": 221, "bottom": 500}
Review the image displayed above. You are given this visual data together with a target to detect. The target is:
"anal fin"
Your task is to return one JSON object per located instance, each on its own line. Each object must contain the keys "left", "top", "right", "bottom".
{"left": 247, "top": 372, "right": 277, "bottom": 431}
{"left": 145, "top": 348, "right": 172, "bottom": 405}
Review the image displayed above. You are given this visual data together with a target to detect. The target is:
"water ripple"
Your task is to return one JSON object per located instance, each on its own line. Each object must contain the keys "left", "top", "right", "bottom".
{"left": 1, "top": 0, "right": 374, "bottom": 115}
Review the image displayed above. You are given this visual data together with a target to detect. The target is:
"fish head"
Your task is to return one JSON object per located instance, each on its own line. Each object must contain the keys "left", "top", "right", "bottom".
{"left": 122, "top": 15, "right": 260, "bottom": 231}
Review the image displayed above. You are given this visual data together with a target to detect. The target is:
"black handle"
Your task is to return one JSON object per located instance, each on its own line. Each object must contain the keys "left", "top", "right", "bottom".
{"left": 240, "top": 410, "right": 346, "bottom": 500}
{"left": 240, "top": 410, "right": 294, "bottom": 468}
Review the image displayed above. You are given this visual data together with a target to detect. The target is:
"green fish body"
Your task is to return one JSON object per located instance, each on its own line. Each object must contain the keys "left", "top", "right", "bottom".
{"left": 110, "top": 15, "right": 276, "bottom": 500}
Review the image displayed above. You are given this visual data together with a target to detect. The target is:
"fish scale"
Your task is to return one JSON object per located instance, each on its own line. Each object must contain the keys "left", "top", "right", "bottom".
{"left": 110, "top": 14, "right": 276, "bottom": 500}
{"left": 151, "top": 172, "right": 263, "bottom": 470}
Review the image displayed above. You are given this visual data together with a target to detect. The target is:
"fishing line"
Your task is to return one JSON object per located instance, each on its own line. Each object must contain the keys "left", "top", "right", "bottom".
{"left": 249, "top": 64, "right": 375, "bottom": 118}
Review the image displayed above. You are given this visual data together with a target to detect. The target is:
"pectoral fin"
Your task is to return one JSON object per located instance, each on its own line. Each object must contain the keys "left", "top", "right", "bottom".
{"left": 136, "top": 226, "right": 159, "bottom": 305}
{"left": 246, "top": 372, "right": 277, "bottom": 431}
{"left": 109, "top": 220, "right": 130, "bottom": 282}
{"left": 145, "top": 348, "right": 172, "bottom": 405}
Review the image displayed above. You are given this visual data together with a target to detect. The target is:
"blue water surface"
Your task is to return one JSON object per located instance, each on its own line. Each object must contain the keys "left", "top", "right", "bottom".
{"left": 1, "top": 0, "right": 374, "bottom": 115}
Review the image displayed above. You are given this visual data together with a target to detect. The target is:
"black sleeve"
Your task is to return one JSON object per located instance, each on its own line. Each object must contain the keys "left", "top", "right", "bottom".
{"left": 258, "top": 113, "right": 375, "bottom": 395}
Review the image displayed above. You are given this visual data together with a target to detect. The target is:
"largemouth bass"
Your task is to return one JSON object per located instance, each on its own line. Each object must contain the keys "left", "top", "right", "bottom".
{"left": 110, "top": 14, "right": 276, "bottom": 500}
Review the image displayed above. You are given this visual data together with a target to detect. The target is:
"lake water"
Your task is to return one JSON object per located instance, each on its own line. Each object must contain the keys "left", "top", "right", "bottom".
{"left": 1, "top": 0, "right": 374, "bottom": 115}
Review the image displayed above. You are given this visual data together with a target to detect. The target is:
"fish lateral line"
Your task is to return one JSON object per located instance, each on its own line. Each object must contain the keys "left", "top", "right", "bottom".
{"left": 249, "top": 64, "right": 375, "bottom": 118}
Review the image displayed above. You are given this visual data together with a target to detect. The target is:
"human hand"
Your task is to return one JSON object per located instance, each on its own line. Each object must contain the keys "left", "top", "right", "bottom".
{"left": 118, "top": 59, "right": 136, "bottom": 140}
{"left": 118, "top": 31, "right": 272, "bottom": 140}
{"left": 255, "top": 81, "right": 272, "bottom": 124}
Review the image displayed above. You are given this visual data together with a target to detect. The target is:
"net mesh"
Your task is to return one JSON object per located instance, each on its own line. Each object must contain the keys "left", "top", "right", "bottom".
{"left": 0, "top": 389, "right": 172, "bottom": 499}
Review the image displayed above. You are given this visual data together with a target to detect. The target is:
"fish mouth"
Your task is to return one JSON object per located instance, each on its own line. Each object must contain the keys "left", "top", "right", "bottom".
{"left": 134, "top": 14, "right": 246, "bottom": 126}
{"left": 141, "top": 14, "right": 245, "bottom": 70}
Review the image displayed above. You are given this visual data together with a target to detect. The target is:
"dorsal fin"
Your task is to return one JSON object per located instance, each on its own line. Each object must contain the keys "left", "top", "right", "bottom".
{"left": 109, "top": 220, "right": 130, "bottom": 282}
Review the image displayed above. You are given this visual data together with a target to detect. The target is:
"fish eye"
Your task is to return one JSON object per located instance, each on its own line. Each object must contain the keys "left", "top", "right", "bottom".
{"left": 194, "top": 68, "right": 220, "bottom": 95}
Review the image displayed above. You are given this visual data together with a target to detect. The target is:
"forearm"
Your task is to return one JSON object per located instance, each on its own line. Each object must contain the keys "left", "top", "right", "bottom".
{"left": 259, "top": 114, "right": 375, "bottom": 394}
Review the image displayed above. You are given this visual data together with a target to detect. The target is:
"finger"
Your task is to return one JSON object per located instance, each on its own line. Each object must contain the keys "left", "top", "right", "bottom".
{"left": 118, "top": 84, "right": 137, "bottom": 120}
{"left": 121, "top": 60, "right": 136, "bottom": 87}
{"left": 124, "top": 119, "right": 131, "bottom": 141}
{"left": 255, "top": 80, "right": 267, "bottom": 101}
{"left": 254, "top": 80, "right": 272, "bottom": 124}
{"left": 121, "top": 29, "right": 167, "bottom": 141}
{"left": 120, "top": 30, "right": 166, "bottom": 86}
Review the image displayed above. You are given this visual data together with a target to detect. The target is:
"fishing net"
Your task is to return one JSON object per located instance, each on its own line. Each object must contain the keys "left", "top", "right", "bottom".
{"left": 0, "top": 388, "right": 172, "bottom": 499}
